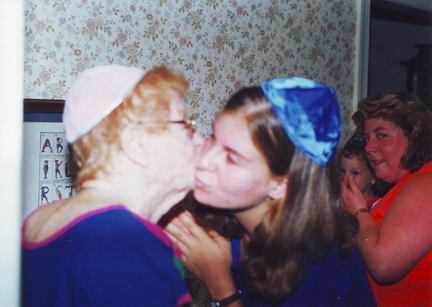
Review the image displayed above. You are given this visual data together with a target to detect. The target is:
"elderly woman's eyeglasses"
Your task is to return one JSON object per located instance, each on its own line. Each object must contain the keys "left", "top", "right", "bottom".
{"left": 167, "top": 117, "right": 196, "bottom": 132}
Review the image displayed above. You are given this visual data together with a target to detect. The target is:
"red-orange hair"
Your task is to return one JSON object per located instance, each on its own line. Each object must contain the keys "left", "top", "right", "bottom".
{"left": 72, "top": 66, "right": 189, "bottom": 189}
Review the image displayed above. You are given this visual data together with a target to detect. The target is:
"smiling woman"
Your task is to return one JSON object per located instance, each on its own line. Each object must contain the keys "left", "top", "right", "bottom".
{"left": 340, "top": 91, "right": 432, "bottom": 307}
{"left": 363, "top": 118, "right": 409, "bottom": 184}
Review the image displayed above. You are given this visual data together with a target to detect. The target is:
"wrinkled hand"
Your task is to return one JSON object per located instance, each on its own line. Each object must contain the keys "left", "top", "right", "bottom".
{"left": 165, "top": 210, "right": 233, "bottom": 285}
{"left": 340, "top": 175, "right": 368, "bottom": 214}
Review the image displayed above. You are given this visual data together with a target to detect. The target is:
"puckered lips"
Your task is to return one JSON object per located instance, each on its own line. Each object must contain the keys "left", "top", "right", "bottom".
{"left": 194, "top": 175, "right": 209, "bottom": 189}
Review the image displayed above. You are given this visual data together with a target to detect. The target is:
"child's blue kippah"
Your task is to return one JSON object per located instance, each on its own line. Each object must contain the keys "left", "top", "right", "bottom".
{"left": 261, "top": 77, "right": 341, "bottom": 167}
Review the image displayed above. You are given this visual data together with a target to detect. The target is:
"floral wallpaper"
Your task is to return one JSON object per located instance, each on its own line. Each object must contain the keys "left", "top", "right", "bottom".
{"left": 24, "top": 0, "right": 358, "bottom": 139}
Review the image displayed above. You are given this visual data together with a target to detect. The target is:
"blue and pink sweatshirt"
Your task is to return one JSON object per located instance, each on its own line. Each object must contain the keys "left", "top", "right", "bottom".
{"left": 21, "top": 205, "right": 192, "bottom": 307}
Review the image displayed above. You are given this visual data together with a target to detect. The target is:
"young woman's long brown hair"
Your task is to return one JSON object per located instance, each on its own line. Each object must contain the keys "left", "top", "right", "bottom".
{"left": 194, "top": 86, "right": 358, "bottom": 304}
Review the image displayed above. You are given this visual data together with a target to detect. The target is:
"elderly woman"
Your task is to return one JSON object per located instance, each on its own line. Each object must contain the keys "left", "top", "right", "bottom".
{"left": 340, "top": 92, "right": 432, "bottom": 306}
{"left": 21, "top": 65, "right": 202, "bottom": 306}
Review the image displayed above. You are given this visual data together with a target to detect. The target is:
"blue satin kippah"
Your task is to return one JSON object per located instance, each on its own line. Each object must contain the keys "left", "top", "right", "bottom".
{"left": 260, "top": 77, "right": 341, "bottom": 167}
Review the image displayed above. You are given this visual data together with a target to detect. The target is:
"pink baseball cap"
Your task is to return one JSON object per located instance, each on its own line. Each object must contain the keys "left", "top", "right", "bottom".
{"left": 63, "top": 64, "right": 145, "bottom": 143}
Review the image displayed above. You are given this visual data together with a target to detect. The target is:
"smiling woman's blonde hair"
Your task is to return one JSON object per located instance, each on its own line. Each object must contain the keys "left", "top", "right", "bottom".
{"left": 72, "top": 66, "right": 189, "bottom": 189}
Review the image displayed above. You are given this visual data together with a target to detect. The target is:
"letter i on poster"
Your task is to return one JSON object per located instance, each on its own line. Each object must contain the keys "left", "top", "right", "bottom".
{"left": 39, "top": 132, "right": 78, "bottom": 206}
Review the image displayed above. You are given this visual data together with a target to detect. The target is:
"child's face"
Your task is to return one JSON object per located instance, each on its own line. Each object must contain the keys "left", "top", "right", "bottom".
{"left": 338, "top": 155, "right": 376, "bottom": 196}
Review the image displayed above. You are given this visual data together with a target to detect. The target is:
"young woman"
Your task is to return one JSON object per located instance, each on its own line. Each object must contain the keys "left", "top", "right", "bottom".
{"left": 166, "top": 78, "right": 376, "bottom": 307}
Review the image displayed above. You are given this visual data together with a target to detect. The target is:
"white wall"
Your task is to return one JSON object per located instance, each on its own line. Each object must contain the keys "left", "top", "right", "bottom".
{"left": 0, "top": 1, "right": 24, "bottom": 306}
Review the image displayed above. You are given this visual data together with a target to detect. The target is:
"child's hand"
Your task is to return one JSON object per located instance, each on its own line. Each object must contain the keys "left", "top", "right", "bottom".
{"left": 340, "top": 175, "right": 368, "bottom": 214}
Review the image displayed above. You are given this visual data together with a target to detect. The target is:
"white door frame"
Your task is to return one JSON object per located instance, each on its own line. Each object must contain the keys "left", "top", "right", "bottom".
{"left": 0, "top": 1, "right": 24, "bottom": 307}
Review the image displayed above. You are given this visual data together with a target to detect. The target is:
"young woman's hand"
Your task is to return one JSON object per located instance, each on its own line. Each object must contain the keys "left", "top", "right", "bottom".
{"left": 165, "top": 210, "right": 236, "bottom": 298}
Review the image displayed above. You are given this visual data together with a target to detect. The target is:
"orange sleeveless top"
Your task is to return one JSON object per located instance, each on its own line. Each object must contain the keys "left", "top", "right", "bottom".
{"left": 368, "top": 162, "right": 432, "bottom": 307}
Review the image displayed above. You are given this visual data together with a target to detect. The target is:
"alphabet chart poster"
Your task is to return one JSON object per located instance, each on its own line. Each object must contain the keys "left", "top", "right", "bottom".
{"left": 22, "top": 123, "right": 78, "bottom": 220}
{"left": 39, "top": 132, "right": 78, "bottom": 206}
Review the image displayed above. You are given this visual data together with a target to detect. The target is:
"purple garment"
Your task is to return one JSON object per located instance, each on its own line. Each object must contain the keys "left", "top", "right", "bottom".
{"left": 22, "top": 205, "right": 192, "bottom": 307}
{"left": 230, "top": 239, "right": 377, "bottom": 307}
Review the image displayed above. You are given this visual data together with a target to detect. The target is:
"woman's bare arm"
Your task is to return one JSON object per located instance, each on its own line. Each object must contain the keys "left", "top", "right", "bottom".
{"left": 340, "top": 173, "right": 432, "bottom": 284}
